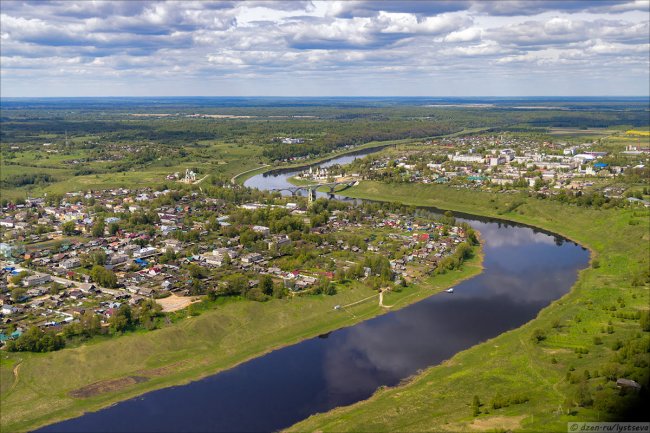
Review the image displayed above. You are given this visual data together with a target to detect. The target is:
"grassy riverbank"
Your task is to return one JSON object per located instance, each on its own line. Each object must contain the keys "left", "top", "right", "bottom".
{"left": 233, "top": 127, "right": 489, "bottom": 187}
{"left": 0, "top": 245, "right": 482, "bottom": 433}
{"left": 288, "top": 181, "right": 650, "bottom": 433}
{"left": 231, "top": 138, "right": 405, "bottom": 186}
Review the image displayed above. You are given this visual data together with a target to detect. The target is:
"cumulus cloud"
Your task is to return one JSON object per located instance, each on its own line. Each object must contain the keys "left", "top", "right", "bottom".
{"left": 0, "top": 0, "right": 648, "bottom": 96}
{"left": 284, "top": 12, "right": 470, "bottom": 49}
{"left": 329, "top": 0, "right": 650, "bottom": 17}
{"left": 444, "top": 27, "right": 484, "bottom": 42}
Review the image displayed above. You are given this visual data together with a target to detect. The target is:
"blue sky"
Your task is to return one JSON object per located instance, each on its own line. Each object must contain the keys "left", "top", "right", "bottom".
{"left": 1, "top": 0, "right": 649, "bottom": 97}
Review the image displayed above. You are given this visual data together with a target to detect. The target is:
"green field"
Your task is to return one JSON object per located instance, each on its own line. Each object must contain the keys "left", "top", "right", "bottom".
{"left": 1, "top": 141, "right": 265, "bottom": 200}
{"left": 288, "top": 182, "right": 649, "bottom": 433}
{"left": 0, "top": 249, "right": 482, "bottom": 432}
{"left": 2, "top": 101, "right": 649, "bottom": 432}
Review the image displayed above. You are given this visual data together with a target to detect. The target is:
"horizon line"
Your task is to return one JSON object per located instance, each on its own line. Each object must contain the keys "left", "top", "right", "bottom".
{"left": 1, "top": 95, "right": 649, "bottom": 99}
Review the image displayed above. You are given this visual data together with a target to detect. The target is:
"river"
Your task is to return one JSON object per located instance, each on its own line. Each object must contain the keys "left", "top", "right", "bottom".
{"left": 39, "top": 149, "right": 589, "bottom": 433}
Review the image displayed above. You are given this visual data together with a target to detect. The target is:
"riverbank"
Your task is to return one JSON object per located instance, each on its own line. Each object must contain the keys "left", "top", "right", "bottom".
{"left": 288, "top": 181, "right": 650, "bottom": 433}
{"left": 230, "top": 164, "right": 270, "bottom": 184}
{"left": 0, "top": 239, "right": 482, "bottom": 433}
{"left": 234, "top": 139, "right": 401, "bottom": 186}
{"left": 234, "top": 127, "right": 492, "bottom": 187}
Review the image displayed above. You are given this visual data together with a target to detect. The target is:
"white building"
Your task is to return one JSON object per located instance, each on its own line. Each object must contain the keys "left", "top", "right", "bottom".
{"left": 252, "top": 225, "right": 271, "bottom": 236}
{"left": 449, "top": 154, "right": 484, "bottom": 163}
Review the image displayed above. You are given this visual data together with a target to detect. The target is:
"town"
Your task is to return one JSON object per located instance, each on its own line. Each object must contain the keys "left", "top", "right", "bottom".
{"left": 0, "top": 184, "right": 477, "bottom": 349}
{"left": 312, "top": 131, "right": 650, "bottom": 207}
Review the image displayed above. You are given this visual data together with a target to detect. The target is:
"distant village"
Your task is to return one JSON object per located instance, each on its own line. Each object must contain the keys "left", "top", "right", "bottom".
{"left": 330, "top": 134, "right": 650, "bottom": 206}
{"left": 0, "top": 186, "right": 473, "bottom": 346}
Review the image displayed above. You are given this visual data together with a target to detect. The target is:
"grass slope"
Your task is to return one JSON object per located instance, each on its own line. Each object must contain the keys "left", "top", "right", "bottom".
{"left": 0, "top": 251, "right": 481, "bottom": 433}
{"left": 288, "top": 181, "right": 649, "bottom": 433}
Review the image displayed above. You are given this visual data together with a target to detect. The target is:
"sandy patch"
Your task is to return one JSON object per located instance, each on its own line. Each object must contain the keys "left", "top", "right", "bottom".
{"left": 155, "top": 293, "right": 200, "bottom": 312}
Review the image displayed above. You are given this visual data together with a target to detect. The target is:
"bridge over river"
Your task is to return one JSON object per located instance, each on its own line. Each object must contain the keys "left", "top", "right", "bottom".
{"left": 270, "top": 179, "right": 359, "bottom": 198}
{"left": 39, "top": 145, "right": 590, "bottom": 433}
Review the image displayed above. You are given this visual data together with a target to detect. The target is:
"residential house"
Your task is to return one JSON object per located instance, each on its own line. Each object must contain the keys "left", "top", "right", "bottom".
{"left": 23, "top": 274, "right": 51, "bottom": 287}
{"left": 61, "top": 257, "right": 81, "bottom": 269}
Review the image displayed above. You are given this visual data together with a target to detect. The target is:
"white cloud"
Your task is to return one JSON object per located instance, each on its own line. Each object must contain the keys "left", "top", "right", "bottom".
{"left": 444, "top": 27, "right": 484, "bottom": 42}
{"left": 586, "top": 39, "right": 650, "bottom": 54}
{"left": 443, "top": 40, "right": 509, "bottom": 56}
{"left": 0, "top": 0, "right": 648, "bottom": 96}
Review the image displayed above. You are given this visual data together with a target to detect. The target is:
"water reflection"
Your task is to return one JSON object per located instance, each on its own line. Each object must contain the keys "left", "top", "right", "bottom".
{"left": 476, "top": 222, "right": 557, "bottom": 248}
{"left": 40, "top": 218, "right": 589, "bottom": 433}
{"left": 244, "top": 147, "right": 384, "bottom": 197}
{"left": 41, "top": 155, "right": 590, "bottom": 433}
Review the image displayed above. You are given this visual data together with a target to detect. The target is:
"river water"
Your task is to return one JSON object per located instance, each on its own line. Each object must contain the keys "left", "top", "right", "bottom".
{"left": 40, "top": 149, "right": 589, "bottom": 433}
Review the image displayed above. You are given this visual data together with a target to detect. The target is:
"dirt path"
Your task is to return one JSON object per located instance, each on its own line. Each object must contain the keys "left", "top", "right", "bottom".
{"left": 519, "top": 335, "right": 566, "bottom": 405}
{"left": 12, "top": 362, "right": 22, "bottom": 391}
{"left": 194, "top": 174, "right": 210, "bottom": 184}
{"left": 231, "top": 164, "right": 270, "bottom": 184}
{"left": 340, "top": 293, "right": 378, "bottom": 309}
{"left": 379, "top": 288, "right": 394, "bottom": 308}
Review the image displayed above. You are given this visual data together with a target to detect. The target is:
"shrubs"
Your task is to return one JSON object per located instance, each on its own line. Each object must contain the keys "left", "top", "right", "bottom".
{"left": 188, "top": 302, "right": 202, "bottom": 316}
{"left": 7, "top": 326, "right": 65, "bottom": 352}
{"left": 272, "top": 285, "right": 288, "bottom": 299}
{"left": 89, "top": 265, "right": 118, "bottom": 288}
{"left": 490, "top": 392, "right": 529, "bottom": 410}
{"left": 569, "top": 383, "right": 593, "bottom": 408}
{"left": 259, "top": 275, "right": 274, "bottom": 296}
{"left": 434, "top": 241, "right": 474, "bottom": 274}
{"left": 640, "top": 310, "right": 650, "bottom": 332}
{"left": 245, "top": 287, "right": 268, "bottom": 302}
{"left": 532, "top": 328, "right": 547, "bottom": 343}
{"left": 471, "top": 395, "right": 481, "bottom": 417}
{"left": 313, "top": 277, "right": 337, "bottom": 296}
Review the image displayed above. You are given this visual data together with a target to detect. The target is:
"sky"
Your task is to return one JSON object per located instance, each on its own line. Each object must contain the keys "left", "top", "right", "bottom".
{"left": 1, "top": 0, "right": 649, "bottom": 97}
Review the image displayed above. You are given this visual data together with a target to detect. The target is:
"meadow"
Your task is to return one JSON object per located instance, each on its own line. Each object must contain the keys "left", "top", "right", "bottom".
{"left": 0, "top": 248, "right": 482, "bottom": 433}
{"left": 1, "top": 99, "right": 648, "bottom": 431}
{"left": 288, "top": 182, "right": 649, "bottom": 432}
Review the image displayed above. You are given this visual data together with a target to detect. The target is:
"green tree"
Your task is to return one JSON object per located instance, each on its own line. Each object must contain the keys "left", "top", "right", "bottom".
{"left": 10, "top": 271, "right": 28, "bottom": 286}
{"left": 11, "top": 287, "right": 26, "bottom": 302}
{"left": 159, "top": 248, "right": 177, "bottom": 264}
{"left": 273, "top": 284, "right": 288, "bottom": 299}
{"left": 323, "top": 283, "right": 337, "bottom": 296}
{"left": 89, "top": 265, "right": 118, "bottom": 288}
{"left": 80, "top": 311, "right": 102, "bottom": 337}
{"left": 260, "top": 275, "right": 274, "bottom": 296}
{"left": 222, "top": 252, "right": 232, "bottom": 266}
{"left": 7, "top": 326, "right": 65, "bottom": 352}
{"left": 136, "top": 299, "right": 162, "bottom": 329}
{"left": 62, "top": 220, "right": 76, "bottom": 235}
{"left": 222, "top": 274, "right": 248, "bottom": 296}
{"left": 187, "top": 263, "right": 207, "bottom": 279}
{"left": 83, "top": 249, "right": 107, "bottom": 266}
{"left": 108, "top": 222, "right": 120, "bottom": 235}
{"left": 91, "top": 217, "right": 105, "bottom": 237}
{"left": 109, "top": 304, "right": 133, "bottom": 333}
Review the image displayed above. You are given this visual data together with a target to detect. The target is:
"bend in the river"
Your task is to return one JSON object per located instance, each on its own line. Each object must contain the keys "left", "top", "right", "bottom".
{"left": 39, "top": 150, "right": 589, "bottom": 433}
